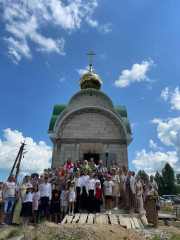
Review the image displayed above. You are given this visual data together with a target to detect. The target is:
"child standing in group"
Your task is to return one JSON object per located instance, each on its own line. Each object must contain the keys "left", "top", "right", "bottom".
{"left": 85, "top": 172, "right": 95, "bottom": 213}
{"left": 94, "top": 174, "right": 101, "bottom": 188}
{"left": 49, "top": 184, "right": 61, "bottom": 224}
{"left": 20, "top": 184, "right": 33, "bottom": 227}
{"left": 103, "top": 174, "right": 114, "bottom": 215}
{"left": 94, "top": 182, "right": 102, "bottom": 213}
{"left": 68, "top": 181, "right": 76, "bottom": 216}
{"left": 32, "top": 185, "right": 39, "bottom": 226}
{"left": 60, "top": 183, "right": 69, "bottom": 222}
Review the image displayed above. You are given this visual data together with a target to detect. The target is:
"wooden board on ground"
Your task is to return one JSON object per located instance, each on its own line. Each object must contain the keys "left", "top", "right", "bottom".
{"left": 141, "top": 215, "right": 148, "bottom": 226}
{"left": 138, "top": 218, "right": 145, "bottom": 229}
{"left": 72, "top": 213, "right": 80, "bottom": 224}
{"left": 61, "top": 215, "right": 69, "bottom": 224}
{"left": 87, "top": 213, "right": 94, "bottom": 224}
{"left": 124, "top": 217, "right": 131, "bottom": 229}
{"left": 101, "top": 214, "right": 109, "bottom": 224}
{"left": 94, "top": 213, "right": 100, "bottom": 224}
{"left": 129, "top": 218, "right": 136, "bottom": 229}
{"left": 78, "top": 213, "right": 88, "bottom": 224}
{"left": 118, "top": 215, "right": 127, "bottom": 228}
{"left": 158, "top": 213, "right": 177, "bottom": 220}
{"left": 133, "top": 217, "right": 141, "bottom": 229}
{"left": 66, "top": 215, "right": 74, "bottom": 224}
{"left": 109, "top": 214, "right": 118, "bottom": 225}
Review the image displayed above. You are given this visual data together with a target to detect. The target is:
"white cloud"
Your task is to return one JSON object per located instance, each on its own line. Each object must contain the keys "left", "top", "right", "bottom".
{"left": 100, "top": 54, "right": 106, "bottom": 59}
{"left": 171, "top": 87, "right": 180, "bottom": 110}
{"left": 1, "top": 0, "right": 109, "bottom": 63}
{"left": 132, "top": 149, "right": 178, "bottom": 175}
{"left": 76, "top": 65, "right": 90, "bottom": 75}
{"left": 114, "top": 60, "right": 154, "bottom": 88}
{"left": 149, "top": 139, "right": 163, "bottom": 151}
{"left": 160, "top": 87, "right": 169, "bottom": 101}
{"left": 45, "top": 62, "right": 50, "bottom": 67}
{"left": 160, "top": 86, "right": 180, "bottom": 111}
{"left": 88, "top": 19, "right": 98, "bottom": 28}
{"left": 152, "top": 117, "right": 180, "bottom": 154}
{"left": 59, "top": 77, "right": 66, "bottom": 83}
{"left": 131, "top": 122, "right": 137, "bottom": 129}
{"left": 132, "top": 117, "right": 180, "bottom": 174}
{"left": 99, "top": 23, "right": 112, "bottom": 34}
{"left": 0, "top": 128, "right": 52, "bottom": 175}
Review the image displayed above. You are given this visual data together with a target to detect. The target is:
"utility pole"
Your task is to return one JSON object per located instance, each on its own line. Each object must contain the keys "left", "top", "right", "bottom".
{"left": 9, "top": 141, "right": 27, "bottom": 180}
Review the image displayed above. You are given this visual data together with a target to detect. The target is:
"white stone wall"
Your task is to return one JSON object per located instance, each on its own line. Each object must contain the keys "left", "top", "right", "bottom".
{"left": 68, "top": 91, "right": 114, "bottom": 112}
{"left": 51, "top": 89, "right": 129, "bottom": 169}
{"left": 102, "top": 144, "right": 128, "bottom": 167}
{"left": 61, "top": 112, "right": 122, "bottom": 139}
{"left": 52, "top": 142, "right": 128, "bottom": 168}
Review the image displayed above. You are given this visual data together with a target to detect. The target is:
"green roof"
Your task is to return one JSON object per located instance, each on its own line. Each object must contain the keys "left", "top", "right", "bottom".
{"left": 114, "top": 105, "right": 131, "bottom": 133}
{"left": 48, "top": 104, "right": 131, "bottom": 134}
{"left": 48, "top": 104, "right": 67, "bottom": 132}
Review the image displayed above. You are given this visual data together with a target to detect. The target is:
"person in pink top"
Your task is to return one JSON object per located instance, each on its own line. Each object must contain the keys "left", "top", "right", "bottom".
{"left": 32, "top": 185, "right": 39, "bottom": 226}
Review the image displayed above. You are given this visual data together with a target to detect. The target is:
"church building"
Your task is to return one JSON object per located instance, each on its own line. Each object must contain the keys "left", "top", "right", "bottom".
{"left": 48, "top": 53, "right": 133, "bottom": 167}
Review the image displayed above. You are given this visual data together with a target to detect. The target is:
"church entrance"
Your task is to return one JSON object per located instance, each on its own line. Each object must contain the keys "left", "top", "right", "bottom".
{"left": 84, "top": 153, "right": 99, "bottom": 165}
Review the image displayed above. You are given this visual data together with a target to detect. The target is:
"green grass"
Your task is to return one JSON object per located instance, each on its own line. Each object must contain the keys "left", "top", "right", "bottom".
{"left": 152, "top": 236, "right": 166, "bottom": 240}
{"left": 37, "top": 218, "right": 47, "bottom": 224}
{"left": 152, "top": 234, "right": 180, "bottom": 240}
{"left": 5, "top": 229, "right": 20, "bottom": 239}
{"left": 32, "top": 237, "right": 38, "bottom": 240}
{"left": 171, "top": 234, "right": 180, "bottom": 240}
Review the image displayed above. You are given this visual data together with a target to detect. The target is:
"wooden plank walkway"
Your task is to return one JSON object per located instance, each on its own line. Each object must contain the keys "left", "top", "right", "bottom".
{"left": 61, "top": 213, "right": 148, "bottom": 229}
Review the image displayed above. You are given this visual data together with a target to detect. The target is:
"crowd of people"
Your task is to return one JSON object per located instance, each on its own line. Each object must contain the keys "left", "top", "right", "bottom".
{"left": 0, "top": 158, "right": 159, "bottom": 228}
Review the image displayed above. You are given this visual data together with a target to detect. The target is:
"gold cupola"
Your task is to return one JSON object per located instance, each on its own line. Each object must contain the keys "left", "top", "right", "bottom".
{"left": 79, "top": 52, "right": 103, "bottom": 90}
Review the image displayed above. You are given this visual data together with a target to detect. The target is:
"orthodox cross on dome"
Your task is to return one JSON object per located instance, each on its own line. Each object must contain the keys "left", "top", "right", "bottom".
{"left": 86, "top": 51, "right": 96, "bottom": 72}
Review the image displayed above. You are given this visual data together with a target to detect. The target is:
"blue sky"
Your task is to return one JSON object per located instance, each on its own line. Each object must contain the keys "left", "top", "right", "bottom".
{"left": 0, "top": 0, "right": 180, "bottom": 182}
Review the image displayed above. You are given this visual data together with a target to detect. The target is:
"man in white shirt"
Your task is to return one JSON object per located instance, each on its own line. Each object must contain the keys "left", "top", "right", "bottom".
{"left": 74, "top": 172, "right": 82, "bottom": 213}
{"left": 39, "top": 177, "right": 51, "bottom": 219}
{"left": 86, "top": 173, "right": 95, "bottom": 213}
{"left": 80, "top": 170, "right": 89, "bottom": 210}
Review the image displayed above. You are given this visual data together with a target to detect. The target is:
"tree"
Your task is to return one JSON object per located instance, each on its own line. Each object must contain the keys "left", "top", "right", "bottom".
{"left": 137, "top": 170, "right": 149, "bottom": 182}
{"left": 176, "top": 173, "right": 180, "bottom": 185}
{"left": 44, "top": 168, "right": 52, "bottom": 173}
{"left": 31, "top": 173, "right": 39, "bottom": 178}
{"left": 162, "top": 163, "right": 175, "bottom": 195}
{"left": 154, "top": 171, "right": 164, "bottom": 196}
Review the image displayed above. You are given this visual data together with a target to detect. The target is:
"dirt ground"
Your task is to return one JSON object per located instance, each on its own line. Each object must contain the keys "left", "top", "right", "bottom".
{"left": 1, "top": 222, "right": 180, "bottom": 240}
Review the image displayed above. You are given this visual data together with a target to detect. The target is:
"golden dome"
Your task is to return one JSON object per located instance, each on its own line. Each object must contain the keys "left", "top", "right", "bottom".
{"left": 79, "top": 71, "right": 102, "bottom": 90}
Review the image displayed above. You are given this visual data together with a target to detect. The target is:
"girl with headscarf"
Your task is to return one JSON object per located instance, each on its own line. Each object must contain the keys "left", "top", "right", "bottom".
{"left": 123, "top": 171, "right": 136, "bottom": 214}
{"left": 144, "top": 183, "right": 159, "bottom": 228}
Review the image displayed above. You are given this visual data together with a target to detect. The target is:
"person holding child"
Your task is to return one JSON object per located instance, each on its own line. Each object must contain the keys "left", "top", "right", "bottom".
{"left": 103, "top": 174, "right": 114, "bottom": 215}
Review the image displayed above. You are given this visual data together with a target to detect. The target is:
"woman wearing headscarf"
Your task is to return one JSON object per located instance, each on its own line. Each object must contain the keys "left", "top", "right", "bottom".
{"left": 135, "top": 176, "right": 145, "bottom": 213}
{"left": 144, "top": 183, "right": 159, "bottom": 228}
{"left": 12, "top": 175, "right": 30, "bottom": 224}
{"left": 123, "top": 171, "right": 136, "bottom": 214}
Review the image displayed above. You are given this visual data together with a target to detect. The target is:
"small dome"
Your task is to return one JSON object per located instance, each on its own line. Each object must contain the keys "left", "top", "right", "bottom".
{"left": 79, "top": 71, "right": 102, "bottom": 90}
